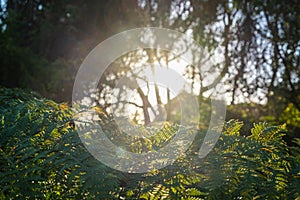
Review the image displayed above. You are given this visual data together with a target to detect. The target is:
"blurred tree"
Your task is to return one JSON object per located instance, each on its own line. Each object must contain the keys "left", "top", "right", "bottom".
{"left": 0, "top": 0, "right": 299, "bottom": 131}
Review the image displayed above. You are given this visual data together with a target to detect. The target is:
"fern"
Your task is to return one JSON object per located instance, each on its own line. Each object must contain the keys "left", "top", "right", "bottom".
{"left": 0, "top": 88, "right": 118, "bottom": 199}
{"left": 1, "top": 87, "right": 300, "bottom": 199}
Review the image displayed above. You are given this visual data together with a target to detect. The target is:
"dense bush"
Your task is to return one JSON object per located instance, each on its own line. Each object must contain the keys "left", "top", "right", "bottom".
{"left": 0, "top": 87, "right": 119, "bottom": 199}
{"left": 0, "top": 87, "right": 299, "bottom": 199}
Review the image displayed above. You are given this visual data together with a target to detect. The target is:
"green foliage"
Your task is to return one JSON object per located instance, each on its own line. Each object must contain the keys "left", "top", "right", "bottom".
{"left": 1, "top": 87, "right": 300, "bottom": 199}
{"left": 279, "top": 103, "right": 300, "bottom": 141}
{"left": 227, "top": 102, "right": 300, "bottom": 146}
{"left": 0, "top": 87, "right": 118, "bottom": 199}
{"left": 281, "top": 103, "right": 300, "bottom": 129}
{"left": 202, "top": 121, "right": 292, "bottom": 199}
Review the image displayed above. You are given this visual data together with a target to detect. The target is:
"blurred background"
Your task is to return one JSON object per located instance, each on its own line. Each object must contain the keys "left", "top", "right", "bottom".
{"left": 0, "top": 0, "right": 299, "bottom": 143}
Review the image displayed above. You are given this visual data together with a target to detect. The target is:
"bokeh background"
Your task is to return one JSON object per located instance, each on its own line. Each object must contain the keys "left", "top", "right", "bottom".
{"left": 0, "top": 0, "right": 298, "bottom": 141}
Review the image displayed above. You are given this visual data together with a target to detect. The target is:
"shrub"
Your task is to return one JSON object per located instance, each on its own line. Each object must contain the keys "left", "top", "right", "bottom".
{"left": 0, "top": 87, "right": 299, "bottom": 199}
